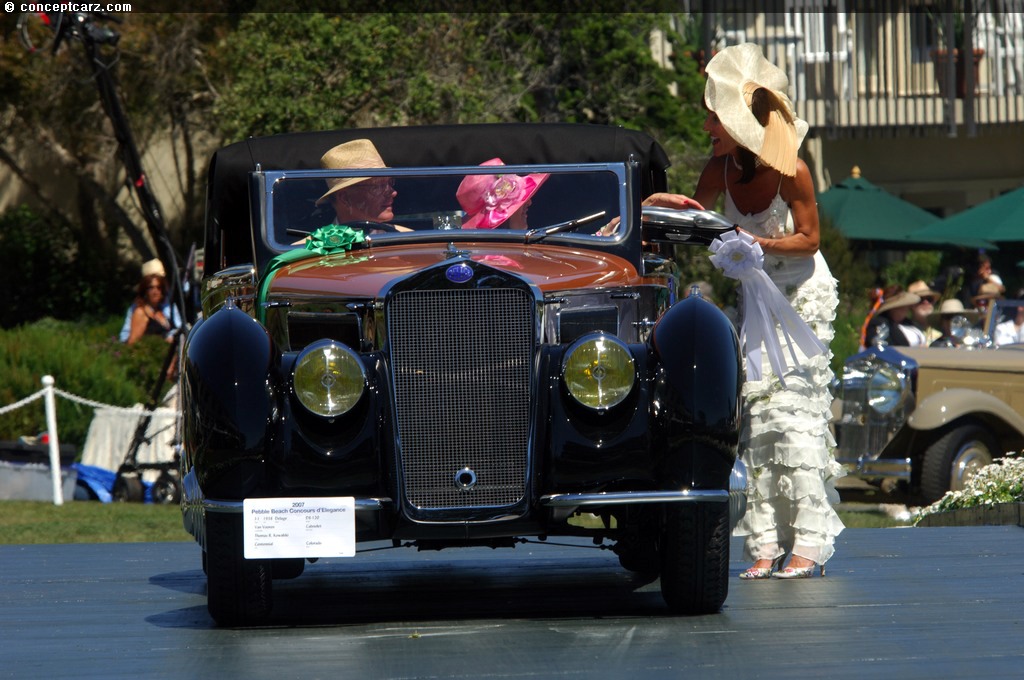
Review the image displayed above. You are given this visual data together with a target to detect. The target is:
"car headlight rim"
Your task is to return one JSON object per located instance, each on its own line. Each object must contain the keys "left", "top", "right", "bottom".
{"left": 293, "top": 340, "right": 366, "bottom": 418}
{"left": 867, "top": 363, "right": 905, "bottom": 415}
{"left": 561, "top": 333, "right": 636, "bottom": 411}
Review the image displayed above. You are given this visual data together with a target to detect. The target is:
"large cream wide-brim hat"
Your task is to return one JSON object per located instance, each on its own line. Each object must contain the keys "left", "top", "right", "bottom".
{"left": 704, "top": 43, "right": 809, "bottom": 175}
{"left": 907, "top": 279, "right": 940, "bottom": 301}
{"left": 316, "top": 139, "right": 389, "bottom": 206}
{"left": 875, "top": 290, "right": 921, "bottom": 315}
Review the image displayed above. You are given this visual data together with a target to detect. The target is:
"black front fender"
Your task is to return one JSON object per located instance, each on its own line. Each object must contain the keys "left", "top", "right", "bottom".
{"left": 651, "top": 295, "right": 742, "bottom": 483}
{"left": 182, "top": 302, "right": 277, "bottom": 498}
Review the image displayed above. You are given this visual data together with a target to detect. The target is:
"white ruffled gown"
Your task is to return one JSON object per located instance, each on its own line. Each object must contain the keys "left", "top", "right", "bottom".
{"left": 724, "top": 188, "right": 846, "bottom": 566}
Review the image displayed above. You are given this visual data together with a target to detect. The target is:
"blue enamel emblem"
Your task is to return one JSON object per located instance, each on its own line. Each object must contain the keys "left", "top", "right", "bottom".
{"left": 445, "top": 263, "right": 474, "bottom": 284}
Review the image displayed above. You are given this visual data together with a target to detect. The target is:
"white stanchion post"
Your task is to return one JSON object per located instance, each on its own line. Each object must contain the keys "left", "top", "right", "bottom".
{"left": 42, "top": 375, "right": 64, "bottom": 506}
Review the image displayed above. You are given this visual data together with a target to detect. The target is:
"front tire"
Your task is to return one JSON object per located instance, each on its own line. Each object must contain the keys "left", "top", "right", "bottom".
{"left": 921, "top": 424, "right": 997, "bottom": 503}
{"left": 206, "top": 511, "right": 272, "bottom": 627}
{"left": 660, "top": 502, "right": 729, "bottom": 615}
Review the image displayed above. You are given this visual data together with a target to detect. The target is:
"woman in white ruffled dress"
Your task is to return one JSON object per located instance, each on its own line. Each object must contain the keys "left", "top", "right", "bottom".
{"left": 645, "top": 43, "right": 844, "bottom": 579}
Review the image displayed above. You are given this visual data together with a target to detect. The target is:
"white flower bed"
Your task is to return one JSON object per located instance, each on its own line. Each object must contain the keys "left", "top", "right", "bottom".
{"left": 915, "top": 452, "right": 1024, "bottom": 522}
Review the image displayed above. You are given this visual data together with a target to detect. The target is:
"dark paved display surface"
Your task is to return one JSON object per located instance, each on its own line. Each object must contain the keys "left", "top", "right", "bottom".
{"left": 2, "top": 527, "right": 1023, "bottom": 679}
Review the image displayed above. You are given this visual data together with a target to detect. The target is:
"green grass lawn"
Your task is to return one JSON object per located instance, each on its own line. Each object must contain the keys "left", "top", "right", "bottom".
{"left": 0, "top": 500, "right": 910, "bottom": 545}
{"left": 0, "top": 500, "right": 189, "bottom": 544}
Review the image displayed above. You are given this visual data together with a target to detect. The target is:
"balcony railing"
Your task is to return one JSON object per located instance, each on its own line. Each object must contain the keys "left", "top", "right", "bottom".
{"left": 690, "top": 0, "right": 1024, "bottom": 136}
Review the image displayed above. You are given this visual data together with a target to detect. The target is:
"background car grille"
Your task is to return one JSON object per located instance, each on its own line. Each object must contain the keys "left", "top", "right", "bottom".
{"left": 387, "top": 288, "right": 534, "bottom": 512}
{"left": 835, "top": 377, "right": 907, "bottom": 462}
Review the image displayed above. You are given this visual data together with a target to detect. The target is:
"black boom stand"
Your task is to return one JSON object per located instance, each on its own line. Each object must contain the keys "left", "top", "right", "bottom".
{"left": 20, "top": 11, "right": 191, "bottom": 502}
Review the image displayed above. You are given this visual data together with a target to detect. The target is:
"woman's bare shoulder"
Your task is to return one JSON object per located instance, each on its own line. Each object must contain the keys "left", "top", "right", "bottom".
{"left": 697, "top": 156, "right": 727, "bottom": 192}
{"left": 782, "top": 158, "right": 815, "bottom": 198}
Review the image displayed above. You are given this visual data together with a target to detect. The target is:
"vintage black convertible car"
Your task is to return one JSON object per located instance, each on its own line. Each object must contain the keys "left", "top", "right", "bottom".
{"left": 180, "top": 123, "right": 745, "bottom": 626}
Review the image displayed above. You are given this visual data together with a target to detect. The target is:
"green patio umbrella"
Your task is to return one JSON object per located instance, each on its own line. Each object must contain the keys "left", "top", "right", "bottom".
{"left": 905, "top": 185, "right": 1024, "bottom": 248}
{"left": 817, "top": 167, "right": 941, "bottom": 243}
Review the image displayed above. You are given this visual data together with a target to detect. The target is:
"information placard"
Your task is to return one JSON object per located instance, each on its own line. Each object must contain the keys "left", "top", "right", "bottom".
{"left": 243, "top": 497, "right": 356, "bottom": 559}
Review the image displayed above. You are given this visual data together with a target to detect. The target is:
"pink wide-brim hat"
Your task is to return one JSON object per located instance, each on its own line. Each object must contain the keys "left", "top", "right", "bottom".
{"left": 456, "top": 158, "right": 549, "bottom": 229}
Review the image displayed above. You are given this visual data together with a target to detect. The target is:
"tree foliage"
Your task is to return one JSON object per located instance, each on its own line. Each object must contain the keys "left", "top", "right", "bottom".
{"left": 1, "top": 11, "right": 712, "bottom": 328}
{"left": 211, "top": 13, "right": 706, "bottom": 143}
{"left": 0, "top": 12, "right": 229, "bottom": 323}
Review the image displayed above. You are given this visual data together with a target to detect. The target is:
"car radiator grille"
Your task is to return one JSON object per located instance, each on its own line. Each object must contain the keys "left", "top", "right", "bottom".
{"left": 836, "top": 382, "right": 904, "bottom": 461}
{"left": 387, "top": 288, "right": 534, "bottom": 511}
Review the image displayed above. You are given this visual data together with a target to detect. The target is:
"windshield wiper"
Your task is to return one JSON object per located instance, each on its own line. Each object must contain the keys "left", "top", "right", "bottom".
{"left": 524, "top": 211, "right": 607, "bottom": 244}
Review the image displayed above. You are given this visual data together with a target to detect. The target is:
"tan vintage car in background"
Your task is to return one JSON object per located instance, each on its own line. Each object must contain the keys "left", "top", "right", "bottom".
{"left": 834, "top": 299, "right": 1024, "bottom": 503}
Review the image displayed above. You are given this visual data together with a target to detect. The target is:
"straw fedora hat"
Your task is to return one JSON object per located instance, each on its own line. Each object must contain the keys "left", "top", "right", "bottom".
{"left": 456, "top": 159, "right": 549, "bottom": 229}
{"left": 315, "top": 139, "right": 388, "bottom": 206}
{"left": 907, "top": 280, "right": 940, "bottom": 302}
{"left": 703, "top": 43, "right": 809, "bottom": 177}
{"left": 875, "top": 290, "right": 921, "bottom": 315}
{"left": 928, "top": 298, "right": 980, "bottom": 323}
{"left": 971, "top": 281, "right": 1005, "bottom": 305}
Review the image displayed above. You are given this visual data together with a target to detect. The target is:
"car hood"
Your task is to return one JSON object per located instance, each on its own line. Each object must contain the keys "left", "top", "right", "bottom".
{"left": 899, "top": 346, "right": 1024, "bottom": 374}
{"left": 266, "top": 242, "right": 643, "bottom": 298}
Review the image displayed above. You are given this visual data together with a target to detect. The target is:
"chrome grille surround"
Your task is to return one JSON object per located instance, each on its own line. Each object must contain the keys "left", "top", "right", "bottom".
{"left": 387, "top": 283, "right": 535, "bottom": 518}
{"left": 835, "top": 376, "right": 904, "bottom": 461}
{"left": 834, "top": 353, "right": 915, "bottom": 470}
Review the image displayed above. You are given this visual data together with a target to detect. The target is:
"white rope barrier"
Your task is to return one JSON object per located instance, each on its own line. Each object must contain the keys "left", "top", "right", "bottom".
{"left": 0, "top": 375, "right": 167, "bottom": 505}
{"left": 0, "top": 389, "right": 44, "bottom": 416}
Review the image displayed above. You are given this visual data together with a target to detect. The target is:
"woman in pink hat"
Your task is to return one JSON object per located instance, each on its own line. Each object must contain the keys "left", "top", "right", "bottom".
{"left": 456, "top": 159, "right": 549, "bottom": 230}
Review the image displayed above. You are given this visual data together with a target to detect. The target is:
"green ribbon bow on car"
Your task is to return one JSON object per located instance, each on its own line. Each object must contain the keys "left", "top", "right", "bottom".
{"left": 305, "top": 224, "right": 366, "bottom": 254}
{"left": 255, "top": 225, "right": 366, "bottom": 323}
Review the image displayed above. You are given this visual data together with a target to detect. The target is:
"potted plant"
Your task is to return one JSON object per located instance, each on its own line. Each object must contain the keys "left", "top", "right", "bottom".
{"left": 930, "top": 4, "right": 985, "bottom": 98}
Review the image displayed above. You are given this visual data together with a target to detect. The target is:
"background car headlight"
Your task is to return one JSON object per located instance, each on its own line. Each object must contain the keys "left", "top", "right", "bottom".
{"left": 867, "top": 363, "right": 905, "bottom": 414}
{"left": 293, "top": 341, "right": 366, "bottom": 417}
{"left": 562, "top": 334, "right": 635, "bottom": 410}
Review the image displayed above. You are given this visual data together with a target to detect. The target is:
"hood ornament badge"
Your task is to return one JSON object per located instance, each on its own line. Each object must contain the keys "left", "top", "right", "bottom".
{"left": 445, "top": 262, "right": 474, "bottom": 284}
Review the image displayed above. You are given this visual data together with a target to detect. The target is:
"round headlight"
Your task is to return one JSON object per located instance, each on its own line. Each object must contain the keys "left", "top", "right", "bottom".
{"left": 293, "top": 341, "right": 366, "bottom": 418}
{"left": 562, "top": 334, "right": 636, "bottom": 410}
{"left": 867, "top": 364, "right": 905, "bottom": 414}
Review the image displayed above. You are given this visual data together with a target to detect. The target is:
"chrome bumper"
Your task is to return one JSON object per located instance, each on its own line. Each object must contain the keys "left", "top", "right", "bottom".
{"left": 541, "top": 458, "right": 748, "bottom": 531}
{"left": 203, "top": 498, "right": 391, "bottom": 513}
{"left": 839, "top": 456, "right": 912, "bottom": 482}
{"left": 186, "top": 460, "right": 750, "bottom": 535}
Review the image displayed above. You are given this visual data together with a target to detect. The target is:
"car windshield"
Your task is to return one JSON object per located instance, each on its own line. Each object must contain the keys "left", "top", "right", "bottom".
{"left": 259, "top": 164, "right": 628, "bottom": 252}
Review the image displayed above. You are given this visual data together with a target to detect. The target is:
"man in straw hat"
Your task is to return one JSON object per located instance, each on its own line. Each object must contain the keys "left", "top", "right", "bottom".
{"left": 314, "top": 139, "right": 404, "bottom": 231}
{"left": 929, "top": 298, "right": 982, "bottom": 348}
{"left": 647, "top": 44, "right": 842, "bottom": 579}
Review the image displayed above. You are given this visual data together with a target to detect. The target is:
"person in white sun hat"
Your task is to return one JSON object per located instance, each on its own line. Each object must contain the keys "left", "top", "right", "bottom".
{"left": 646, "top": 43, "right": 843, "bottom": 580}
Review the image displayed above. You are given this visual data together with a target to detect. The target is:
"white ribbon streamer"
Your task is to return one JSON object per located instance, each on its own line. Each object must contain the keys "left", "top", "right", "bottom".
{"left": 709, "top": 230, "right": 825, "bottom": 388}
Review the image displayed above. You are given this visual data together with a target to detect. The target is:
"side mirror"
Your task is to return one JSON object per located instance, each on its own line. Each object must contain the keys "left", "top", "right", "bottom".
{"left": 641, "top": 207, "right": 736, "bottom": 246}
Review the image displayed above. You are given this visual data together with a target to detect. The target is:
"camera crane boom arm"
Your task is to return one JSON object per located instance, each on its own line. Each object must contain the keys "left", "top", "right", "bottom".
{"left": 20, "top": 11, "right": 185, "bottom": 323}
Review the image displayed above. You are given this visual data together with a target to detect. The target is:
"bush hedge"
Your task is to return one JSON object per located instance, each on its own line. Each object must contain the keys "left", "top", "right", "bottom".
{"left": 0, "top": 316, "right": 172, "bottom": 454}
